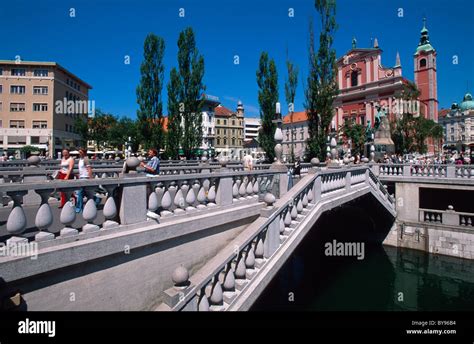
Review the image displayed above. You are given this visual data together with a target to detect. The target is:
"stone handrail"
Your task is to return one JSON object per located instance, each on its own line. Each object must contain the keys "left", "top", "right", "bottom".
{"left": 0, "top": 168, "right": 284, "bottom": 246}
{"left": 375, "top": 163, "right": 474, "bottom": 179}
{"left": 159, "top": 165, "right": 395, "bottom": 311}
{"left": 419, "top": 208, "right": 474, "bottom": 228}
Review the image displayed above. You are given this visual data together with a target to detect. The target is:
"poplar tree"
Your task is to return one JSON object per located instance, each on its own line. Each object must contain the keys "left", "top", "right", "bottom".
{"left": 305, "top": 0, "right": 338, "bottom": 160}
{"left": 165, "top": 68, "right": 182, "bottom": 159}
{"left": 256, "top": 52, "right": 279, "bottom": 162}
{"left": 136, "top": 33, "right": 166, "bottom": 151}
{"left": 284, "top": 51, "right": 299, "bottom": 162}
{"left": 173, "top": 27, "right": 206, "bottom": 159}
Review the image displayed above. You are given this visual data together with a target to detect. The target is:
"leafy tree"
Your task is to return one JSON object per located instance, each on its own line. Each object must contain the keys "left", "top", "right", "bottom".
{"left": 340, "top": 119, "right": 366, "bottom": 155}
{"left": 108, "top": 117, "right": 139, "bottom": 152}
{"left": 20, "top": 145, "right": 39, "bottom": 158}
{"left": 305, "top": 1, "right": 338, "bottom": 161}
{"left": 391, "top": 81, "right": 443, "bottom": 154}
{"left": 257, "top": 52, "right": 279, "bottom": 162}
{"left": 284, "top": 51, "right": 299, "bottom": 163}
{"left": 136, "top": 33, "right": 166, "bottom": 151}
{"left": 170, "top": 27, "right": 206, "bottom": 159}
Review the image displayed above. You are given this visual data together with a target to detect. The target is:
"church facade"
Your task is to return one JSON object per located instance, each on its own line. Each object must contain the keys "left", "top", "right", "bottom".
{"left": 332, "top": 19, "right": 438, "bottom": 130}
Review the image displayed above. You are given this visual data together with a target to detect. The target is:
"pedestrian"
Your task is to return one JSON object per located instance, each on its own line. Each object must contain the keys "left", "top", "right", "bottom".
{"left": 140, "top": 148, "right": 160, "bottom": 176}
{"left": 75, "top": 148, "right": 100, "bottom": 213}
{"left": 57, "top": 148, "right": 76, "bottom": 208}
{"left": 243, "top": 153, "right": 253, "bottom": 171}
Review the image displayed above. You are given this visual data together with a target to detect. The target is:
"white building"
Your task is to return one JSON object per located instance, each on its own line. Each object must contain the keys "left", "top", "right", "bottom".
{"left": 200, "top": 94, "right": 220, "bottom": 151}
{"left": 282, "top": 111, "right": 310, "bottom": 162}
{"left": 244, "top": 117, "right": 261, "bottom": 141}
{"left": 439, "top": 92, "right": 474, "bottom": 152}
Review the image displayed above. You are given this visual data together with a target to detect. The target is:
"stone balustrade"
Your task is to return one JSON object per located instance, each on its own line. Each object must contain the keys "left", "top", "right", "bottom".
{"left": 419, "top": 208, "right": 474, "bottom": 228}
{"left": 159, "top": 165, "right": 395, "bottom": 311}
{"left": 0, "top": 168, "right": 282, "bottom": 247}
{"left": 376, "top": 163, "right": 474, "bottom": 179}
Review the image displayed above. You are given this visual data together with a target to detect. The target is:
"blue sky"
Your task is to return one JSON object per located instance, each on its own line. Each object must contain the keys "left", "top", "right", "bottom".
{"left": 1, "top": 0, "right": 473, "bottom": 118}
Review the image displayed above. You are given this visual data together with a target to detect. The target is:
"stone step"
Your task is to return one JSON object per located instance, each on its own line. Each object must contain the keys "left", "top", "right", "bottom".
{"left": 280, "top": 235, "right": 288, "bottom": 244}
{"left": 223, "top": 291, "right": 237, "bottom": 304}
{"left": 235, "top": 279, "right": 248, "bottom": 291}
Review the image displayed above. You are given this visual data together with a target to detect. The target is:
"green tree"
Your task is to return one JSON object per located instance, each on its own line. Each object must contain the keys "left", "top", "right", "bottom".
{"left": 304, "top": 1, "right": 338, "bottom": 160}
{"left": 171, "top": 27, "right": 206, "bottom": 159}
{"left": 256, "top": 52, "right": 279, "bottom": 162}
{"left": 20, "top": 145, "right": 39, "bottom": 158}
{"left": 136, "top": 33, "right": 166, "bottom": 151}
{"left": 165, "top": 68, "right": 182, "bottom": 159}
{"left": 340, "top": 119, "right": 366, "bottom": 155}
{"left": 284, "top": 51, "right": 299, "bottom": 163}
{"left": 108, "top": 117, "right": 139, "bottom": 151}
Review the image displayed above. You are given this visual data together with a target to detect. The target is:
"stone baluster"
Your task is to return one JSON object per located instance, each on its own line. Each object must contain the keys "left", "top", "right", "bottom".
{"left": 238, "top": 176, "right": 247, "bottom": 200}
{"left": 207, "top": 179, "right": 217, "bottom": 207}
{"left": 82, "top": 186, "right": 100, "bottom": 233}
{"left": 102, "top": 185, "right": 119, "bottom": 229}
{"left": 173, "top": 181, "right": 186, "bottom": 215}
{"left": 198, "top": 288, "right": 210, "bottom": 311}
{"left": 34, "top": 188, "right": 55, "bottom": 242}
{"left": 59, "top": 195, "right": 78, "bottom": 237}
{"left": 185, "top": 179, "right": 197, "bottom": 213}
{"left": 6, "top": 191, "right": 28, "bottom": 245}
{"left": 209, "top": 275, "right": 224, "bottom": 307}
{"left": 160, "top": 182, "right": 173, "bottom": 217}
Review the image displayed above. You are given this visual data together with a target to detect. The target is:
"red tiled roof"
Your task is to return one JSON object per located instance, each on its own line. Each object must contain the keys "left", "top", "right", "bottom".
{"left": 214, "top": 105, "right": 233, "bottom": 116}
{"left": 283, "top": 111, "right": 308, "bottom": 124}
{"left": 438, "top": 109, "right": 450, "bottom": 118}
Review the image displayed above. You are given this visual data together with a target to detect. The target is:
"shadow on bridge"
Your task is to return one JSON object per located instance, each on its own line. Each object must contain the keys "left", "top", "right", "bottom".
{"left": 251, "top": 193, "right": 397, "bottom": 311}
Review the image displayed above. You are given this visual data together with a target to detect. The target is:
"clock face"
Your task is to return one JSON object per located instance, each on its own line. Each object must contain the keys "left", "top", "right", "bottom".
{"left": 350, "top": 63, "right": 358, "bottom": 70}
{"left": 385, "top": 70, "right": 393, "bottom": 77}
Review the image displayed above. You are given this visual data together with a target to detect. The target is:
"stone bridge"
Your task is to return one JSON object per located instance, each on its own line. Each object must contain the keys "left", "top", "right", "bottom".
{"left": 1, "top": 160, "right": 473, "bottom": 311}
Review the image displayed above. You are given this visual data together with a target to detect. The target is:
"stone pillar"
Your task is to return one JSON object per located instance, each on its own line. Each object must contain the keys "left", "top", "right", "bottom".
{"left": 260, "top": 193, "right": 279, "bottom": 258}
{"left": 312, "top": 177, "right": 322, "bottom": 203}
{"left": 216, "top": 174, "right": 233, "bottom": 206}
{"left": 446, "top": 165, "right": 455, "bottom": 178}
{"left": 403, "top": 165, "right": 411, "bottom": 176}
{"left": 345, "top": 171, "right": 351, "bottom": 191}
{"left": 119, "top": 157, "right": 147, "bottom": 225}
{"left": 443, "top": 206, "right": 458, "bottom": 226}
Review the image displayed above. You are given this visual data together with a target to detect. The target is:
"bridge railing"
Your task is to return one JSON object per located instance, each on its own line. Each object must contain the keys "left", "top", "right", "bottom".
{"left": 375, "top": 163, "right": 474, "bottom": 179}
{"left": 419, "top": 208, "right": 474, "bottom": 228}
{"left": 160, "top": 165, "right": 395, "bottom": 311}
{"left": 0, "top": 168, "right": 283, "bottom": 247}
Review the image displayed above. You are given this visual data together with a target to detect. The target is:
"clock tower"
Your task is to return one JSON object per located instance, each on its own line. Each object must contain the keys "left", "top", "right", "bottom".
{"left": 414, "top": 18, "right": 439, "bottom": 121}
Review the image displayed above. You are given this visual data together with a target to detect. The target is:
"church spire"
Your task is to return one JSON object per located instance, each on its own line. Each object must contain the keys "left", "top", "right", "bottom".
{"left": 415, "top": 18, "right": 434, "bottom": 54}
{"left": 373, "top": 37, "right": 379, "bottom": 48}
{"left": 352, "top": 37, "right": 357, "bottom": 49}
{"left": 395, "top": 51, "right": 401, "bottom": 67}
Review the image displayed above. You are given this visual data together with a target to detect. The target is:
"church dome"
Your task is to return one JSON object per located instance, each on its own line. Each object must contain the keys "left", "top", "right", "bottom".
{"left": 459, "top": 93, "right": 474, "bottom": 111}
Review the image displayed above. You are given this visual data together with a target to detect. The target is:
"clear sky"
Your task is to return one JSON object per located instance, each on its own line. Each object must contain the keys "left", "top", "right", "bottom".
{"left": 1, "top": 0, "right": 473, "bottom": 118}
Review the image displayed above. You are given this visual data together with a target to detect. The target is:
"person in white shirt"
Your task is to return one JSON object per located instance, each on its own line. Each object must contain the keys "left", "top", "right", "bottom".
{"left": 75, "top": 148, "right": 99, "bottom": 213}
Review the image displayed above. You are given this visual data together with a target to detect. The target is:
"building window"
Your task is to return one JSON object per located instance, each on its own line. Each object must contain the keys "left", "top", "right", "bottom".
{"left": 7, "top": 136, "right": 26, "bottom": 144}
{"left": 217, "top": 138, "right": 221, "bottom": 145}
{"left": 300, "top": 131, "right": 304, "bottom": 140}
{"left": 0, "top": 119, "right": 2, "bottom": 127}
{"left": 462, "top": 135, "right": 465, "bottom": 141}
{"left": 223, "top": 129, "right": 227, "bottom": 135}
{"left": 0, "top": 85, "right": 2, "bottom": 93}
{"left": 10, "top": 85, "right": 26, "bottom": 94}
{"left": 11, "top": 69, "right": 26, "bottom": 76}
{"left": 0, "top": 68, "right": 3, "bottom": 75}
{"left": 217, "top": 119, "right": 220, "bottom": 125}
{"left": 232, "top": 120, "right": 235, "bottom": 126}
{"left": 419, "top": 59, "right": 427, "bottom": 68}
{"left": 224, "top": 138, "right": 227, "bottom": 145}
{"left": 32, "top": 120, "right": 47, "bottom": 129}
{"left": 451, "top": 135, "right": 454, "bottom": 141}
{"left": 232, "top": 138, "right": 236, "bottom": 146}
{"left": 10, "top": 120, "right": 25, "bottom": 128}
{"left": 0, "top": 102, "right": 2, "bottom": 112}
{"left": 33, "top": 103, "right": 48, "bottom": 111}
{"left": 360, "top": 115, "right": 365, "bottom": 126}
{"left": 217, "top": 129, "right": 220, "bottom": 135}
{"left": 33, "top": 86, "right": 48, "bottom": 95}
{"left": 450, "top": 127, "right": 454, "bottom": 133}
{"left": 10, "top": 103, "right": 26, "bottom": 112}
{"left": 351, "top": 71, "right": 358, "bottom": 87}
{"left": 34, "top": 69, "right": 48, "bottom": 77}
{"left": 224, "top": 120, "right": 227, "bottom": 125}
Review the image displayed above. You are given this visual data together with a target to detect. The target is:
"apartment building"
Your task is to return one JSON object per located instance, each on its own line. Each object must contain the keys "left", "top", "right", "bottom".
{"left": 244, "top": 117, "right": 261, "bottom": 141}
{"left": 214, "top": 101, "right": 245, "bottom": 159}
{"left": 0, "top": 60, "right": 92, "bottom": 158}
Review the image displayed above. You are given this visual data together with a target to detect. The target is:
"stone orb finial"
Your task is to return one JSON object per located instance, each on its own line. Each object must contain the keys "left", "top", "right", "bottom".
{"left": 27, "top": 155, "right": 41, "bottom": 166}
{"left": 126, "top": 157, "right": 140, "bottom": 170}
{"left": 311, "top": 157, "right": 320, "bottom": 166}
{"left": 448, "top": 205, "right": 454, "bottom": 211}
{"left": 264, "top": 192, "right": 276, "bottom": 207}
{"left": 172, "top": 265, "right": 189, "bottom": 287}
{"left": 218, "top": 155, "right": 228, "bottom": 167}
